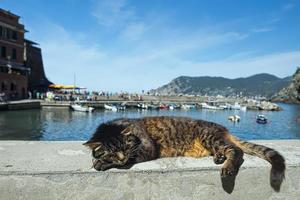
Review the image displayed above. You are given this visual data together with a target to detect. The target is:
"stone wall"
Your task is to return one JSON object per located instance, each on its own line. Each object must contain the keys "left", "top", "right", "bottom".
{"left": 0, "top": 140, "right": 299, "bottom": 200}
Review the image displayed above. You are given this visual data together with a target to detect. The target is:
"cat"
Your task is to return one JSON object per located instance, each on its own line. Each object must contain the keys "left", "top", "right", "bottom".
{"left": 84, "top": 116, "right": 285, "bottom": 193}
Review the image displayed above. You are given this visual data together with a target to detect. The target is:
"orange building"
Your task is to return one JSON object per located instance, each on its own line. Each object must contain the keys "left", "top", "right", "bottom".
{"left": 0, "top": 8, "right": 30, "bottom": 100}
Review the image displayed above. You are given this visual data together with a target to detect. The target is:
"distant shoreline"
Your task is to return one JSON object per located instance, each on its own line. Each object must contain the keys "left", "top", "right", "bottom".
{"left": 0, "top": 95, "right": 287, "bottom": 111}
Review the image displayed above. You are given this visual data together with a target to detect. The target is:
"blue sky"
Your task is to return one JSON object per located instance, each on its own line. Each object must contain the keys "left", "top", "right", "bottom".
{"left": 1, "top": 0, "right": 300, "bottom": 92}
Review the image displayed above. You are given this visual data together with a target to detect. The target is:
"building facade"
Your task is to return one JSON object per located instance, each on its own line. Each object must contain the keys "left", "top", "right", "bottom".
{"left": 25, "top": 39, "right": 52, "bottom": 93}
{"left": 0, "top": 8, "right": 29, "bottom": 100}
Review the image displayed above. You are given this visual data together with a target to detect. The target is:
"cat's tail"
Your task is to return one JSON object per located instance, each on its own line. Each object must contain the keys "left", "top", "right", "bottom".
{"left": 228, "top": 135, "right": 285, "bottom": 192}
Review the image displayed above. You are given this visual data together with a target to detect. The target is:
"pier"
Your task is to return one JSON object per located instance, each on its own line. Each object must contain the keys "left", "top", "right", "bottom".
{"left": 0, "top": 100, "right": 41, "bottom": 111}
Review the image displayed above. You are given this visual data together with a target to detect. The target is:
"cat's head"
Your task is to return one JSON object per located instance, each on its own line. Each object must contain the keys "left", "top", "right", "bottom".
{"left": 83, "top": 122, "right": 141, "bottom": 171}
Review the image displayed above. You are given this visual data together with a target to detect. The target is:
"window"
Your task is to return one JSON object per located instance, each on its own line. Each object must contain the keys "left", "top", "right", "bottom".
{"left": 12, "top": 31, "right": 18, "bottom": 40}
{"left": 2, "top": 28, "right": 7, "bottom": 39}
{"left": 1, "top": 82, "right": 6, "bottom": 91}
{"left": 0, "top": 66, "right": 8, "bottom": 73}
{"left": 0, "top": 26, "right": 2, "bottom": 38}
{"left": 12, "top": 49, "right": 17, "bottom": 60}
{"left": 10, "top": 83, "right": 15, "bottom": 91}
{"left": 1, "top": 46, "right": 6, "bottom": 58}
{"left": 6, "top": 29, "right": 10, "bottom": 39}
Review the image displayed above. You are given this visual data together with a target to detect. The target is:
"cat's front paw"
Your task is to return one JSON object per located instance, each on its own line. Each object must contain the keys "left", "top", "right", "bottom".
{"left": 221, "top": 162, "right": 237, "bottom": 177}
{"left": 221, "top": 158, "right": 244, "bottom": 177}
{"left": 213, "top": 153, "right": 226, "bottom": 164}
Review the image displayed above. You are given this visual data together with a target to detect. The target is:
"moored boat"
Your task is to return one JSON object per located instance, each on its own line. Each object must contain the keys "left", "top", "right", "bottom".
{"left": 147, "top": 104, "right": 159, "bottom": 110}
{"left": 181, "top": 104, "right": 196, "bottom": 110}
{"left": 200, "top": 103, "right": 223, "bottom": 110}
{"left": 104, "top": 104, "right": 117, "bottom": 112}
{"left": 256, "top": 115, "right": 267, "bottom": 124}
{"left": 228, "top": 115, "right": 240, "bottom": 122}
{"left": 169, "top": 105, "right": 174, "bottom": 110}
{"left": 137, "top": 103, "right": 148, "bottom": 109}
{"left": 116, "top": 104, "right": 126, "bottom": 111}
{"left": 229, "top": 102, "right": 247, "bottom": 111}
{"left": 159, "top": 104, "right": 168, "bottom": 109}
{"left": 70, "top": 104, "right": 94, "bottom": 112}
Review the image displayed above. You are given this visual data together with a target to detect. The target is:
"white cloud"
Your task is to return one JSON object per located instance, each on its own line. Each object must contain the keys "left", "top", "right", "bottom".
{"left": 120, "top": 22, "right": 146, "bottom": 41}
{"left": 177, "top": 51, "right": 300, "bottom": 79}
{"left": 34, "top": 0, "right": 300, "bottom": 92}
{"left": 251, "top": 27, "right": 274, "bottom": 33}
{"left": 38, "top": 23, "right": 300, "bottom": 92}
{"left": 91, "top": 0, "right": 135, "bottom": 27}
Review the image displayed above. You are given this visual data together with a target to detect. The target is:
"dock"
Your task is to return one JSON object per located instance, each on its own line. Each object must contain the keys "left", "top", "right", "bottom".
{"left": 0, "top": 100, "right": 41, "bottom": 111}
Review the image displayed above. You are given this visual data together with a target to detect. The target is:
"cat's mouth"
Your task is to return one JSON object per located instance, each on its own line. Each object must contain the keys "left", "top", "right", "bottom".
{"left": 92, "top": 159, "right": 100, "bottom": 169}
{"left": 92, "top": 158, "right": 110, "bottom": 171}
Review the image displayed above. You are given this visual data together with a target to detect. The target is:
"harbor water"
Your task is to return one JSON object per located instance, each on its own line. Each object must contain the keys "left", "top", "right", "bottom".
{"left": 0, "top": 103, "right": 299, "bottom": 141}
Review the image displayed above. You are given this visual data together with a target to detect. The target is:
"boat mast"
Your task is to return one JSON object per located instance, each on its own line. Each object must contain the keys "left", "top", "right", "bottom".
{"left": 73, "top": 73, "right": 76, "bottom": 94}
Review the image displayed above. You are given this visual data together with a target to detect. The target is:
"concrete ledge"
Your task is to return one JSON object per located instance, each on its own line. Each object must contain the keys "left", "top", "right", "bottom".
{"left": 0, "top": 100, "right": 41, "bottom": 111}
{"left": 0, "top": 140, "right": 299, "bottom": 200}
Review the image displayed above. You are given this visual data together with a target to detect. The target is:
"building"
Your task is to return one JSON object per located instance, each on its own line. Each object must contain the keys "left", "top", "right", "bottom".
{"left": 0, "top": 8, "right": 29, "bottom": 100}
{"left": 0, "top": 8, "right": 51, "bottom": 100}
{"left": 25, "top": 39, "right": 52, "bottom": 93}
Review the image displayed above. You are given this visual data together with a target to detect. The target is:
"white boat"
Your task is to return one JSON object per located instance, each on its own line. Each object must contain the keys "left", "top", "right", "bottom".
{"left": 137, "top": 103, "right": 148, "bottom": 109}
{"left": 181, "top": 104, "right": 196, "bottom": 110}
{"left": 104, "top": 104, "right": 117, "bottom": 112}
{"left": 148, "top": 104, "right": 159, "bottom": 110}
{"left": 229, "top": 102, "right": 247, "bottom": 111}
{"left": 219, "top": 105, "right": 229, "bottom": 109}
{"left": 201, "top": 103, "right": 224, "bottom": 110}
{"left": 240, "top": 106, "right": 247, "bottom": 111}
{"left": 256, "top": 115, "right": 267, "bottom": 124}
{"left": 116, "top": 104, "right": 126, "bottom": 110}
{"left": 70, "top": 104, "right": 94, "bottom": 112}
{"left": 228, "top": 115, "right": 240, "bottom": 122}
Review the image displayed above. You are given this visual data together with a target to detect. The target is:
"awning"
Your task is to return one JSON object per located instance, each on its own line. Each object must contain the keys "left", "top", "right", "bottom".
{"left": 48, "top": 84, "right": 86, "bottom": 90}
{"left": 49, "top": 84, "right": 64, "bottom": 89}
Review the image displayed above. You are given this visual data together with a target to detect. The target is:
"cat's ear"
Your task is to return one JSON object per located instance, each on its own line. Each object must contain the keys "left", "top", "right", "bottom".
{"left": 82, "top": 141, "right": 102, "bottom": 149}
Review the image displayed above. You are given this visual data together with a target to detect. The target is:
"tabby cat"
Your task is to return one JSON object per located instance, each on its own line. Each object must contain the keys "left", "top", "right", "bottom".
{"left": 84, "top": 116, "right": 285, "bottom": 193}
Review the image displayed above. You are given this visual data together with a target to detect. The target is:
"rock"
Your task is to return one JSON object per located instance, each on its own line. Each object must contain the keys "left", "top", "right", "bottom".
{"left": 272, "top": 68, "right": 300, "bottom": 103}
{"left": 257, "top": 101, "right": 282, "bottom": 111}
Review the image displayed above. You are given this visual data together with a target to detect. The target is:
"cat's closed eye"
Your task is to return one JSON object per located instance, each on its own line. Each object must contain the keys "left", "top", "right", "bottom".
{"left": 92, "top": 149, "right": 106, "bottom": 159}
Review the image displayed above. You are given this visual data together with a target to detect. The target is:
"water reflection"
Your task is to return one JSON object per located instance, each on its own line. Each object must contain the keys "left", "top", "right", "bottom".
{"left": 0, "top": 103, "right": 299, "bottom": 141}
{"left": 0, "top": 109, "right": 43, "bottom": 140}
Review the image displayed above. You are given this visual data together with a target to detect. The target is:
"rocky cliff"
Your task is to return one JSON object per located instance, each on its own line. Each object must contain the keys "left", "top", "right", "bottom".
{"left": 272, "top": 68, "right": 300, "bottom": 103}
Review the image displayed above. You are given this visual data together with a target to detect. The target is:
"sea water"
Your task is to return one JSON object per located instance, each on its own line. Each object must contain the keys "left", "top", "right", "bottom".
{"left": 0, "top": 103, "right": 299, "bottom": 141}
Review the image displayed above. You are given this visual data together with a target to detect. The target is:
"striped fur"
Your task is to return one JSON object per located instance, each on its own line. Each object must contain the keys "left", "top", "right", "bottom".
{"left": 84, "top": 116, "right": 285, "bottom": 193}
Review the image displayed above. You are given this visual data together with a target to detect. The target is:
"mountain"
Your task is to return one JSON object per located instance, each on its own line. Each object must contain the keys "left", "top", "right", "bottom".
{"left": 151, "top": 73, "right": 290, "bottom": 97}
{"left": 272, "top": 68, "right": 300, "bottom": 103}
